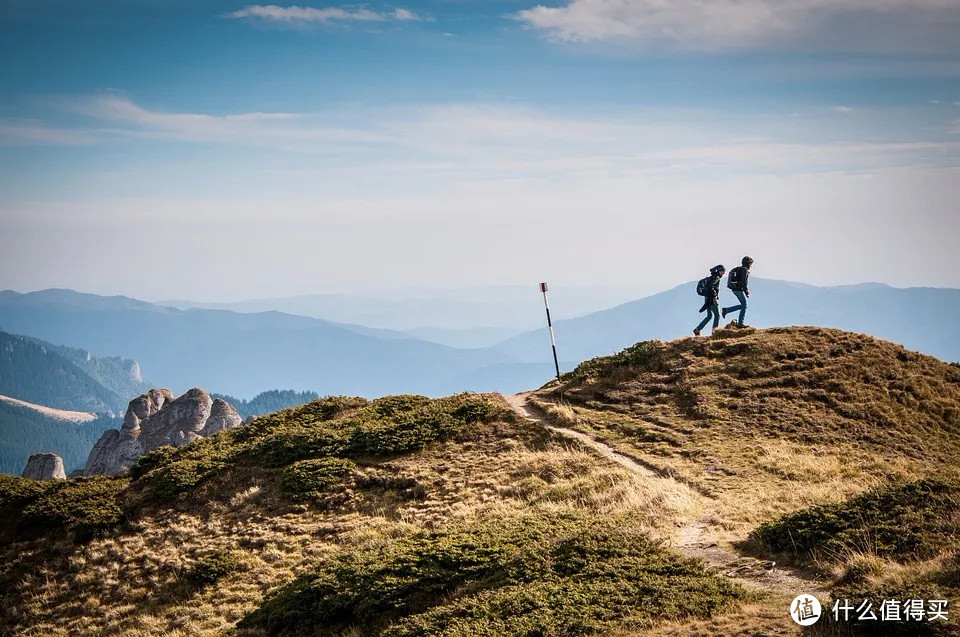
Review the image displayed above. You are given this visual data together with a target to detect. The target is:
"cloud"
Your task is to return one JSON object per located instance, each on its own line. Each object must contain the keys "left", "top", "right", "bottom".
{"left": 513, "top": 0, "right": 960, "bottom": 52}
{"left": 16, "top": 94, "right": 960, "bottom": 178}
{"left": 57, "top": 92, "right": 389, "bottom": 149}
{"left": 833, "top": 106, "right": 854, "bottom": 113}
{"left": 228, "top": 4, "right": 421, "bottom": 24}
{"left": 0, "top": 118, "right": 98, "bottom": 146}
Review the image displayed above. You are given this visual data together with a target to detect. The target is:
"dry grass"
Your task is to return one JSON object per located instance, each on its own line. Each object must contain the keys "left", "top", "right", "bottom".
{"left": 534, "top": 327, "right": 960, "bottom": 542}
{"left": 2, "top": 406, "right": 701, "bottom": 636}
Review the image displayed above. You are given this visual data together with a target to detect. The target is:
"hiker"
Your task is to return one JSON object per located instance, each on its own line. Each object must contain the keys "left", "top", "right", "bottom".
{"left": 722, "top": 256, "right": 753, "bottom": 327}
{"left": 694, "top": 264, "right": 725, "bottom": 336}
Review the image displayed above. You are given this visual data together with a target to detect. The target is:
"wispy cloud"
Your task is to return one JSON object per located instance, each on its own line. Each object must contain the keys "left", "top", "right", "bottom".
{"left": 0, "top": 118, "right": 99, "bottom": 146}
{"left": 10, "top": 93, "right": 960, "bottom": 177}
{"left": 57, "top": 92, "right": 389, "bottom": 148}
{"left": 228, "top": 4, "right": 422, "bottom": 24}
{"left": 833, "top": 106, "right": 854, "bottom": 113}
{"left": 513, "top": 0, "right": 960, "bottom": 52}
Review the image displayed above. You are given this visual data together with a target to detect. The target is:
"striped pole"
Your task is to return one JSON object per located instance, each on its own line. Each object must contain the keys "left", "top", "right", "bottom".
{"left": 540, "top": 282, "right": 561, "bottom": 382}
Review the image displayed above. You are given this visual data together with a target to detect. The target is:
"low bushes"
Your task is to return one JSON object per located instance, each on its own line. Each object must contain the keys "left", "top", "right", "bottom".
{"left": 754, "top": 478, "right": 960, "bottom": 562}
{"left": 564, "top": 340, "right": 666, "bottom": 381}
{"left": 0, "top": 475, "right": 128, "bottom": 541}
{"left": 186, "top": 550, "right": 243, "bottom": 587}
{"left": 279, "top": 458, "right": 356, "bottom": 502}
{"left": 239, "top": 512, "right": 748, "bottom": 636}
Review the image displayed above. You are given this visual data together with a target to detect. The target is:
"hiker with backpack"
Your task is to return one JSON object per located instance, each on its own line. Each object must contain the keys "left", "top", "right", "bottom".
{"left": 722, "top": 256, "right": 753, "bottom": 328}
{"left": 694, "top": 264, "right": 725, "bottom": 336}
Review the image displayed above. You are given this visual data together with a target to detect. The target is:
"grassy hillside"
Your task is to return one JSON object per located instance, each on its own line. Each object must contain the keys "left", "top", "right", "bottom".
{"left": 0, "top": 393, "right": 747, "bottom": 635}
{"left": 531, "top": 325, "right": 960, "bottom": 634}
{"left": 3, "top": 326, "right": 958, "bottom": 635}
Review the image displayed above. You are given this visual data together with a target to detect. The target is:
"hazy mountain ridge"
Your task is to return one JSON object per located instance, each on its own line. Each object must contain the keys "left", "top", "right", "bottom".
{"left": 159, "top": 285, "right": 639, "bottom": 331}
{"left": 0, "top": 289, "right": 515, "bottom": 398}
{"left": 0, "top": 330, "right": 151, "bottom": 414}
{"left": 500, "top": 278, "right": 960, "bottom": 365}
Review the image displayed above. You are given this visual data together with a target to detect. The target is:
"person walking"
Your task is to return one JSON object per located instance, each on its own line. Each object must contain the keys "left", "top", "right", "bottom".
{"left": 694, "top": 264, "right": 725, "bottom": 336}
{"left": 722, "top": 256, "right": 753, "bottom": 327}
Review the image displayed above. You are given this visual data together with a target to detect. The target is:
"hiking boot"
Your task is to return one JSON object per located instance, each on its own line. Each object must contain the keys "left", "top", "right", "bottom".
{"left": 721, "top": 308, "right": 728, "bottom": 319}
{"left": 693, "top": 328, "right": 701, "bottom": 336}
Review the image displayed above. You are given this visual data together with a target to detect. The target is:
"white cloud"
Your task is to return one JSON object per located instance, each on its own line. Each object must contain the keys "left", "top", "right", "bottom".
{"left": 513, "top": 0, "right": 960, "bottom": 51}
{"left": 228, "top": 4, "right": 421, "bottom": 24}
{"left": 0, "top": 118, "right": 98, "bottom": 146}
{"left": 833, "top": 106, "right": 854, "bottom": 113}
{"left": 18, "top": 94, "right": 960, "bottom": 177}
{"left": 59, "top": 92, "right": 389, "bottom": 148}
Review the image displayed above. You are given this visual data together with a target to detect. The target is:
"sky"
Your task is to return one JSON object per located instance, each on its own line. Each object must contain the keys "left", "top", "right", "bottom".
{"left": 1, "top": 0, "right": 959, "bottom": 301}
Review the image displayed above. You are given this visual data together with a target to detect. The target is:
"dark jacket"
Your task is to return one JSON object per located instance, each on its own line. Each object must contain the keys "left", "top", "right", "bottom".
{"left": 728, "top": 266, "right": 750, "bottom": 293}
{"left": 699, "top": 273, "right": 722, "bottom": 310}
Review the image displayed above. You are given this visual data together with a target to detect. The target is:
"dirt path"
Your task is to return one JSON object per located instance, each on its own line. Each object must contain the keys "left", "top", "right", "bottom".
{"left": 501, "top": 392, "right": 828, "bottom": 597}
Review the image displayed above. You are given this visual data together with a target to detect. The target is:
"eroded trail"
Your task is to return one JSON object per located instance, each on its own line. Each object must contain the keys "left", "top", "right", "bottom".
{"left": 501, "top": 392, "right": 828, "bottom": 597}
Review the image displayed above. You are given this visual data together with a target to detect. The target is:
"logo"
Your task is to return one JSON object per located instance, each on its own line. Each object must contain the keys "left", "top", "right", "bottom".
{"left": 791, "top": 594, "right": 822, "bottom": 626}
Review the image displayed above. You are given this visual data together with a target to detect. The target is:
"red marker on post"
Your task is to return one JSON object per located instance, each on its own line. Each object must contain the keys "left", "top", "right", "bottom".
{"left": 540, "top": 282, "right": 561, "bottom": 382}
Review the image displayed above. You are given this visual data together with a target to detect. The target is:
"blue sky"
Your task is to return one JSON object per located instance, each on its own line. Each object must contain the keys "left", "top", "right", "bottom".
{"left": 1, "top": 0, "right": 959, "bottom": 300}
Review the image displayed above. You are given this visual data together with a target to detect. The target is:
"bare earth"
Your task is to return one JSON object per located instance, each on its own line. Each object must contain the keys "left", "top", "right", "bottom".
{"left": 0, "top": 394, "right": 96, "bottom": 423}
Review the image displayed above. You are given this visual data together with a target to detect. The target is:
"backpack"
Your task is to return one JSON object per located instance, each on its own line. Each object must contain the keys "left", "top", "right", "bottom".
{"left": 696, "top": 276, "right": 711, "bottom": 296}
{"left": 727, "top": 266, "right": 744, "bottom": 290}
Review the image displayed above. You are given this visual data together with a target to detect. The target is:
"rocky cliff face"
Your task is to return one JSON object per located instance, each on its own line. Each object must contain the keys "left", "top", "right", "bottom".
{"left": 22, "top": 452, "right": 66, "bottom": 480}
{"left": 84, "top": 388, "right": 242, "bottom": 475}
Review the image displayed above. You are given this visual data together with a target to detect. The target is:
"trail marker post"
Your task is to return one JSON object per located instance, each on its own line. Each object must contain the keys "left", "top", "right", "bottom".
{"left": 540, "top": 282, "right": 561, "bottom": 382}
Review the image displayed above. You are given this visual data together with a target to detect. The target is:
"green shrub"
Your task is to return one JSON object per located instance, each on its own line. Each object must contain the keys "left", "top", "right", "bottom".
{"left": 0, "top": 474, "right": 52, "bottom": 509}
{"left": 279, "top": 458, "right": 355, "bottom": 502}
{"left": 565, "top": 341, "right": 665, "bottom": 381}
{"left": 139, "top": 436, "right": 233, "bottom": 499}
{"left": 239, "top": 512, "right": 747, "bottom": 636}
{"left": 231, "top": 396, "right": 369, "bottom": 444}
{"left": 347, "top": 394, "right": 509, "bottom": 457}
{"left": 19, "top": 476, "right": 128, "bottom": 540}
{"left": 755, "top": 478, "right": 960, "bottom": 562}
{"left": 246, "top": 428, "right": 349, "bottom": 468}
{"left": 129, "top": 445, "right": 177, "bottom": 480}
{"left": 186, "top": 550, "right": 242, "bottom": 586}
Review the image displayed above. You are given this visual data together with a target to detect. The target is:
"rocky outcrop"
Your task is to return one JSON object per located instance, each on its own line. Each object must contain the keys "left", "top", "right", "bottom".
{"left": 84, "top": 388, "right": 242, "bottom": 476}
{"left": 22, "top": 452, "right": 66, "bottom": 480}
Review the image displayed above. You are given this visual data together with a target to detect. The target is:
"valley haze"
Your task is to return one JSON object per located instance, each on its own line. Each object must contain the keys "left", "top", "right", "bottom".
{"left": 1, "top": 280, "right": 957, "bottom": 401}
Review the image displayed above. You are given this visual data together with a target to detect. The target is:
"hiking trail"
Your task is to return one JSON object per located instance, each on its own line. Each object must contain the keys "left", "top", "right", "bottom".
{"left": 501, "top": 392, "right": 828, "bottom": 597}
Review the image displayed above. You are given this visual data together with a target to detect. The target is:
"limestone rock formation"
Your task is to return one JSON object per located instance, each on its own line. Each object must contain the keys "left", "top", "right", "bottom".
{"left": 22, "top": 452, "right": 66, "bottom": 480}
{"left": 84, "top": 388, "right": 242, "bottom": 475}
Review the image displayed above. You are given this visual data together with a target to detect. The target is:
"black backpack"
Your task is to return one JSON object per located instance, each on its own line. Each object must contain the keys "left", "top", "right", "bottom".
{"left": 727, "top": 266, "right": 744, "bottom": 290}
{"left": 696, "top": 276, "right": 711, "bottom": 296}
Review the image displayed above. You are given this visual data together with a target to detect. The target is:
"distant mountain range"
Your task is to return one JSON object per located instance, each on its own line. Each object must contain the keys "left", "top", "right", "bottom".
{"left": 0, "top": 330, "right": 151, "bottom": 414}
{"left": 498, "top": 279, "right": 960, "bottom": 366}
{"left": 0, "top": 289, "right": 519, "bottom": 398}
{"left": 160, "top": 285, "right": 639, "bottom": 347}
{"left": 1, "top": 281, "right": 957, "bottom": 405}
